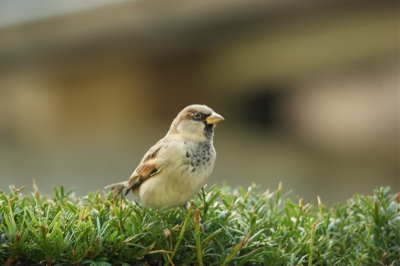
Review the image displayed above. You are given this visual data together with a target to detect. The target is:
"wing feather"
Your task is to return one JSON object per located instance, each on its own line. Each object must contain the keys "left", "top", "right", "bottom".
{"left": 124, "top": 143, "right": 164, "bottom": 195}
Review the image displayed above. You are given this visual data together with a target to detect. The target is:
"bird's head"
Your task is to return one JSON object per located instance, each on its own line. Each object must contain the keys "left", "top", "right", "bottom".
{"left": 167, "top": 104, "right": 224, "bottom": 142}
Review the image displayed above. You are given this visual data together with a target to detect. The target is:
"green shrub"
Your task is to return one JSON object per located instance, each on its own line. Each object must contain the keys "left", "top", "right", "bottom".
{"left": 0, "top": 183, "right": 399, "bottom": 265}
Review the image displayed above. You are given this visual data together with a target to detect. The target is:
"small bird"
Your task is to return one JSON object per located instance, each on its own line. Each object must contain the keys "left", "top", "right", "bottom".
{"left": 105, "top": 104, "right": 224, "bottom": 209}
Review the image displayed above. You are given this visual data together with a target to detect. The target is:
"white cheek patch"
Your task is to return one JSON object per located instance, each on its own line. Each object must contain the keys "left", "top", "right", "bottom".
{"left": 177, "top": 120, "right": 206, "bottom": 141}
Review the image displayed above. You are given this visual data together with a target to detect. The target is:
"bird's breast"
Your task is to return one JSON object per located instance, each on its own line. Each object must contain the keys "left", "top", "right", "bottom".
{"left": 183, "top": 141, "right": 215, "bottom": 179}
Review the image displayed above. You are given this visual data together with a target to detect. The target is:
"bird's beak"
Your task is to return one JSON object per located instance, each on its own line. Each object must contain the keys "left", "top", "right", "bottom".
{"left": 206, "top": 112, "right": 224, "bottom": 124}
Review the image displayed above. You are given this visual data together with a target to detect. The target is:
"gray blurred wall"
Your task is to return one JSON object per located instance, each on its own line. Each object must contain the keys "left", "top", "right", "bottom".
{"left": 0, "top": 0, "right": 398, "bottom": 205}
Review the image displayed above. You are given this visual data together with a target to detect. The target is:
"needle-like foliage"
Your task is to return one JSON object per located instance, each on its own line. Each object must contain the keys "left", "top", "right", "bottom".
{"left": 0, "top": 183, "right": 399, "bottom": 265}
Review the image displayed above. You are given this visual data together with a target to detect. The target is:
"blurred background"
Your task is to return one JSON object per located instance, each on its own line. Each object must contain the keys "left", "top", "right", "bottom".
{"left": 0, "top": 0, "right": 398, "bottom": 205}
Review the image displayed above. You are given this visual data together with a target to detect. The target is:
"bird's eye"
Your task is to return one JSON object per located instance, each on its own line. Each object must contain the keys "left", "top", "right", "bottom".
{"left": 192, "top": 112, "right": 202, "bottom": 120}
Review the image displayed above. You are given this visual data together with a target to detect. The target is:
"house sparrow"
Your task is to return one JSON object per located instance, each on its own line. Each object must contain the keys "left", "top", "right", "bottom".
{"left": 105, "top": 104, "right": 224, "bottom": 209}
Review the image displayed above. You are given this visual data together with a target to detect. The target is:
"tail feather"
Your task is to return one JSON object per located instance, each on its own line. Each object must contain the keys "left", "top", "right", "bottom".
{"left": 104, "top": 181, "right": 128, "bottom": 190}
{"left": 125, "top": 188, "right": 133, "bottom": 196}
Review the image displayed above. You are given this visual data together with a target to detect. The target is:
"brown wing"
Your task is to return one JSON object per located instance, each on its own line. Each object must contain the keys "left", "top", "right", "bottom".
{"left": 124, "top": 144, "right": 163, "bottom": 196}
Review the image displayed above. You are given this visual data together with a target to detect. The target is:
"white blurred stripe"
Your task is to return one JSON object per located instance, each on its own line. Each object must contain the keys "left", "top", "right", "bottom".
{"left": 0, "top": 0, "right": 131, "bottom": 28}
